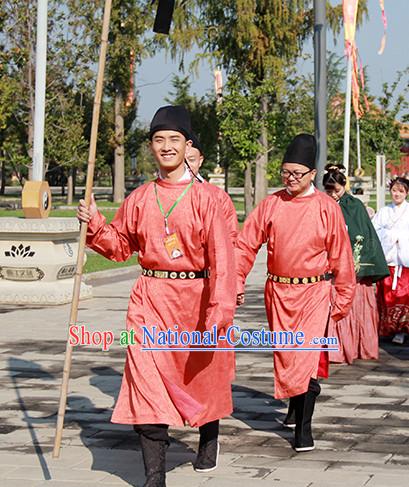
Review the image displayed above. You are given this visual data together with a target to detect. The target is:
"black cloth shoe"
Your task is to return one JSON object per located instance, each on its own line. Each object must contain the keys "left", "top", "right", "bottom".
{"left": 193, "top": 439, "right": 220, "bottom": 472}
{"left": 140, "top": 434, "right": 168, "bottom": 487}
{"left": 293, "top": 378, "right": 321, "bottom": 452}
{"left": 283, "top": 397, "right": 296, "bottom": 428}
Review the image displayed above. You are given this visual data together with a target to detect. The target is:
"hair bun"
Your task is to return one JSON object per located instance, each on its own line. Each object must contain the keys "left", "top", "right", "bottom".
{"left": 390, "top": 177, "right": 409, "bottom": 192}
{"left": 324, "top": 163, "right": 346, "bottom": 173}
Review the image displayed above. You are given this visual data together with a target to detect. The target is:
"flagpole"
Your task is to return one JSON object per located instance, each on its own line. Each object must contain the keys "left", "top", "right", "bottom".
{"left": 343, "top": 54, "right": 353, "bottom": 176}
{"left": 356, "top": 118, "right": 362, "bottom": 172}
{"left": 52, "top": 0, "right": 112, "bottom": 458}
{"left": 32, "top": 0, "right": 47, "bottom": 182}
{"left": 214, "top": 68, "right": 226, "bottom": 190}
{"left": 214, "top": 68, "right": 222, "bottom": 167}
{"left": 314, "top": 0, "right": 327, "bottom": 190}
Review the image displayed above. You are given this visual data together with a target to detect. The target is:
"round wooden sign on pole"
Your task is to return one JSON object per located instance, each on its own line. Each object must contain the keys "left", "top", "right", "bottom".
{"left": 22, "top": 180, "right": 52, "bottom": 218}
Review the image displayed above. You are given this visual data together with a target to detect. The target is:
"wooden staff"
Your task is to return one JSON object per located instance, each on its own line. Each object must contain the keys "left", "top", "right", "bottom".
{"left": 53, "top": 0, "right": 113, "bottom": 458}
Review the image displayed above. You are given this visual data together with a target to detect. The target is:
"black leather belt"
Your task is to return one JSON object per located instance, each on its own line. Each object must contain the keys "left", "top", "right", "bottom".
{"left": 142, "top": 267, "right": 210, "bottom": 279}
{"left": 267, "top": 273, "right": 332, "bottom": 284}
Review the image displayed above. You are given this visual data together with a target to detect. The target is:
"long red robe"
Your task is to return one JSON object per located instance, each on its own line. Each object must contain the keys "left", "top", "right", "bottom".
{"left": 235, "top": 189, "right": 356, "bottom": 399}
{"left": 86, "top": 178, "right": 236, "bottom": 427}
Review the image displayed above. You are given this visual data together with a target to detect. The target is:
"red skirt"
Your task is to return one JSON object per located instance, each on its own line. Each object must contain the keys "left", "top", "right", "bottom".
{"left": 377, "top": 266, "right": 409, "bottom": 337}
{"left": 327, "top": 279, "right": 379, "bottom": 365}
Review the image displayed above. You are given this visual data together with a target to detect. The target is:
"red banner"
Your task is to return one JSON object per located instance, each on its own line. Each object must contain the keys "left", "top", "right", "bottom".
{"left": 351, "top": 47, "right": 364, "bottom": 119}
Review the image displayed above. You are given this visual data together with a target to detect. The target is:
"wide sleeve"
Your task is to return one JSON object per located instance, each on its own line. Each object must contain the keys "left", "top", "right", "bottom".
{"left": 397, "top": 208, "right": 409, "bottom": 267}
{"left": 234, "top": 200, "right": 268, "bottom": 295}
{"left": 219, "top": 192, "right": 239, "bottom": 245}
{"left": 85, "top": 195, "right": 139, "bottom": 262}
{"left": 371, "top": 210, "right": 381, "bottom": 233}
{"left": 326, "top": 204, "right": 356, "bottom": 321}
{"left": 372, "top": 207, "right": 397, "bottom": 262}
{"left": 203, "top": 199, "right": 237, "bottom": 330}
{"left": 357, "top": 202, "right": 389, "bottom": 281}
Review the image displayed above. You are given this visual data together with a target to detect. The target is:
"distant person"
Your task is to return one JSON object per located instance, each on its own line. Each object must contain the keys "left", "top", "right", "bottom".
{"left": 185, "top": 132, "right": 239, "bottom": 245}
{"left": 373, "top": 177, "right": 409, "bottom": 344}
{"left": 323, "top": 164, "right": 389, "bottom": 364}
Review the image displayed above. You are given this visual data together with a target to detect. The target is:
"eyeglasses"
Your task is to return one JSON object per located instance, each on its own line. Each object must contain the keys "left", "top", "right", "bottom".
{"left": 280, "top": 169, "right": 313, "bottom": 181}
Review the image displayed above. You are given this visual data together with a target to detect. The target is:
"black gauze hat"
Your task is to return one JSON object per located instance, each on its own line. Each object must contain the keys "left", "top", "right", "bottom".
{"left": 283, "top": 134, "right": 317, "bottom": 170}
{"left": 149, "top": 105, "right": 192, "bottom": 140}
{"left": 153, "top": 0, "right": 175, "bottom": 35}
{"left": 190, "top": 132, "right": 203, "bottom": 155}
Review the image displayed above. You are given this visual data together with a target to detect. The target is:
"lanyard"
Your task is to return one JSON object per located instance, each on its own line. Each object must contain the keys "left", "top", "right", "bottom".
{"left": 154, "top": 179, "right": 194, "bottom": 234}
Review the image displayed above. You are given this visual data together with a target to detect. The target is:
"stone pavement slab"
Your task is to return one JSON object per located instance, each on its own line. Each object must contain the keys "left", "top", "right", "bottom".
{"left": 1, "top": 245, "right": 408, "bottom": 486}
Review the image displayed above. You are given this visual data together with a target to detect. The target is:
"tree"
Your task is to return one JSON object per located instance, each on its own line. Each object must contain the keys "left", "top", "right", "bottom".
{"left": 359, "top": 68, "right": 409, "bottom": 174}
{"left": 65, "top": 0, "right": 156, "bottom": 202}
{"left": 0, "top": 69, "right": 20, "bottom": 193}
{"left": 44, "top": 90, "right": 87, "bottom": 203}
{"left": 0, "top": 1, "right": 158, "bottom": 202}
{"left": 272, "top": 52, "right": 348, "bottom": 176}
{"left": 217, "top": 73, "right": 266, "bottom": 214}
{"left": 0, "top": 0, "right": 98, "bottom": 202}
{"left": 198, "top": 1, "right": 307, "bottom": 204}
{"left": 165, "top": 75, "right": 218, "bottom": 174}
{"left": 191, "top": 1, "right": 368, "bottom": 209}
{"left": 104, "top": 1, "right": 154, "bottom": 202}
{"left": 0, "top": 0, "right": 38, "bottom": 181}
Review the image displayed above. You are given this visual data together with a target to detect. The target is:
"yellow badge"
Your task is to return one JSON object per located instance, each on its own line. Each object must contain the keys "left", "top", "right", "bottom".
{"left": 164, "top": 233, "right": 184, "bottom": 260}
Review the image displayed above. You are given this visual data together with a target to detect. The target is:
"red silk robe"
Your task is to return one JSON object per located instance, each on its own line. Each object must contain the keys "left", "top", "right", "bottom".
{"left": 235, "top": 189, "right": 356, "bottom": 399}
{"left": 86, "top": 178, "right": 236, "bottom": 427}
{"left": 203, "top": 181, "right": 239, "bottom": 245}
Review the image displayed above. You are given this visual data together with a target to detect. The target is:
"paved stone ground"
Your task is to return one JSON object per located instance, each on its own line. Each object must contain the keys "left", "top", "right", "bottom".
{"left": 1, "top": 246, "right": 408, "bottom": 487}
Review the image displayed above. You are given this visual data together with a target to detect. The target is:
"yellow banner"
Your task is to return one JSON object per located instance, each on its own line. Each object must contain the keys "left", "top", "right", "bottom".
{"left": 378, "top": 0, "right": 387, "bottom": 55}
{"left": 214, "top": 69, "right": 223, "bottom": 103}
{"left": 343, "top": 0, "right": 359, "bottom": 47}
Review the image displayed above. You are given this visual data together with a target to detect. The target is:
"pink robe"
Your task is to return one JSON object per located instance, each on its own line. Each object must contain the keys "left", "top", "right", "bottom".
{"left": 86, "top": 178, "right": 236, "bottom": 427}
{"left": 328, "top": 279, "right": 379, "bottom": 364}
{"left": 235, "top": 189, "right": 356, "bottom": 399}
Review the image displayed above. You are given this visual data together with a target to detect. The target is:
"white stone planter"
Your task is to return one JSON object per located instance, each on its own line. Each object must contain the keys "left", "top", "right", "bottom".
{"left": 0, "top": 217, "right": 92, "bottom": 305}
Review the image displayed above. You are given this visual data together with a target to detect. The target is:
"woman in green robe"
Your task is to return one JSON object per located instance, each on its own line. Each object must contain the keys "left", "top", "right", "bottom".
{"left": 323, "top": 165, "right": 389, "bottom": 364}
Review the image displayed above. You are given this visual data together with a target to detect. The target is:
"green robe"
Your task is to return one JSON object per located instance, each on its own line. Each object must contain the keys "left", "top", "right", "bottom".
{"left": 339, "top": 193, "right": 389, "bottom": 282}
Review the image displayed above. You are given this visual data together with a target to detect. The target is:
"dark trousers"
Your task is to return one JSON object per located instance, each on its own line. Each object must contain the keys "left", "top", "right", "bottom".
{"left": 134, "top": 424, "right": 170, "bottom": 443}
{"left": 134, "top": 420, "right": 219, "bottom": 444}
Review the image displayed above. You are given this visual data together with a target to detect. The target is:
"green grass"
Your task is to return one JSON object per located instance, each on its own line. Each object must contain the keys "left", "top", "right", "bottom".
{"left": 0, "top": 194, "right": 121, "bottom": 208}
{"left": 0, "top": 208, "right": 118, "bottom": 223}
{"left": 84, "top": 253, "right": 138, "bottom": 273}
{"left": 0, "top": 209, "right": 25, "bottom": 218}
{"left": 53, "top": 199, "right": 122, "bottom": 208}
{"left": 0, "top": 209, "right": 80, "bottom": 218}
{"left": 231, "top": 196, "right": 244, "bottom": 213}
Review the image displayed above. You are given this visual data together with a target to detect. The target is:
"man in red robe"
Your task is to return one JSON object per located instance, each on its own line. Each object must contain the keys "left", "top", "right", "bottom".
{"left": 185, "top": 132, "right": 239, "bottom": 244}
{"left": 235, "top": 134, "right": 355, "bottom": 452}
{"left": 77, "top": 106, "right": 236, "bottom": 486}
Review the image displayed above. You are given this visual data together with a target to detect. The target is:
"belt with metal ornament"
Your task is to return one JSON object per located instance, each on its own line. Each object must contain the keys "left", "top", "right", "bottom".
{"left": 267, "top": 273, "right": 332, "bottom": 284}
{"left": 141, "top": 267, "right": 210, "bottom": 279}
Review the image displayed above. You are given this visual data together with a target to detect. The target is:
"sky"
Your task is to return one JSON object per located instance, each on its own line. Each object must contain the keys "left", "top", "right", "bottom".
{"left": 135, "top": 1, "right": 408, "bottom": 124}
